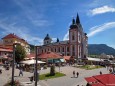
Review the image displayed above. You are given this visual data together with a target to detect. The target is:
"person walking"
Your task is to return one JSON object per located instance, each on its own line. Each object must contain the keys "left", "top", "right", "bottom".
{"left": 73, "top": 70, "right": 75, "bottom": 78}
{"left": 30, "top": 76, "right": 34, "bottom": 82}
{"left": 100, "top": 71, "right": 102, "bottom": 75}
{"left": 76, "top": 72, "right": 79, "bottom": 78}
{"left": 19, "top": 68, "right": 23, "bottom": 76}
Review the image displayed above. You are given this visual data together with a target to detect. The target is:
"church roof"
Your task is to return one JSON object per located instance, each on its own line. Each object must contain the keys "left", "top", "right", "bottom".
{"left": 69, "top": 13, "right": 82, "bottom": 30}
{"left": 76, "top": 13, "right": 80, "bottom": 24}
{"left": 44, "top": 40, "right": 69, "bottom": 46}
{"left": 38, "top": 40, "right": 69, "bottom": 48}
{"left": 44, "top": 34, "right": 51, "bottom": 40}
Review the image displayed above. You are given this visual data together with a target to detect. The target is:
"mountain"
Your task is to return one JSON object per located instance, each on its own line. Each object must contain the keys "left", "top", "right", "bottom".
{"left": 88, "top": 44, "right": 115, "bottom": 56}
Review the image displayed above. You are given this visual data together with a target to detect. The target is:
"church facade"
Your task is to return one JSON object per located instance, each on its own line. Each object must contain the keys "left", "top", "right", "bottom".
{"left": 37, "top": 14, "right": 88, "bottom": 59}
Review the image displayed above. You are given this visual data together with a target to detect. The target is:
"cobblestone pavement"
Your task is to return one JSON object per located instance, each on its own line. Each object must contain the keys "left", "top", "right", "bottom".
{"left": 0, "top": 65, "right": 109, "bottom": 86}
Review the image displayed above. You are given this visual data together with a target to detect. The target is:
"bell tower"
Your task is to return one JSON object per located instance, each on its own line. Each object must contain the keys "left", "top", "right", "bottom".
{"left": 44, "top": 34, "right": 52, "bottom": 45}
{"left": 69, "top": 13, "right": 82, "bottom": 59}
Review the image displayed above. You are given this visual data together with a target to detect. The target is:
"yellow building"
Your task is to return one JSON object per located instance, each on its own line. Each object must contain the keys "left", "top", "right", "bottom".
{"left": 2, "top": 33, "right": 30, "bottom": 54}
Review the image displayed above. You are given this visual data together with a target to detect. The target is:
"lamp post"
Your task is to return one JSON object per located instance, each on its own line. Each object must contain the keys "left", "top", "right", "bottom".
{"left": 11, "top": 43, "right": 16, "bottom": 86}
{"left": 35, "top": 46, "right": 38, "bottom": 86}
{"left": 11, "top": 43, "right": 19, "bottom": 86}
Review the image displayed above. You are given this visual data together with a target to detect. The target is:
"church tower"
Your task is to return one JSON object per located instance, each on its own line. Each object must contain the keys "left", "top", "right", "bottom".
{"left": 69, "top": 14, "right": 82, "bottom": 59}
{"left": 44, "top": 34, "right": 52, "bottom": 45}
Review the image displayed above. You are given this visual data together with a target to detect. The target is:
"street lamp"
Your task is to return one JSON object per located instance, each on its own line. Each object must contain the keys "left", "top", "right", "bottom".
{"left": 11, "top": 43, "right": 19, "bottom": 86}
{"left": 35, "top": 46, "right": 38, "bottom": 86}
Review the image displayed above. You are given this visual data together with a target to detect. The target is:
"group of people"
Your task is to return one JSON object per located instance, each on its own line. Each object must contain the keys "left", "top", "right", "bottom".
{"left": 73, "top": 71, "right": 79, "bottom": 78}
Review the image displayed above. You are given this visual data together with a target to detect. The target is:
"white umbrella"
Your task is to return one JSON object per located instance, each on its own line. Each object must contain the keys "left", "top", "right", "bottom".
{"left": 20, "top": 59, "right": 46, "bottom": 65}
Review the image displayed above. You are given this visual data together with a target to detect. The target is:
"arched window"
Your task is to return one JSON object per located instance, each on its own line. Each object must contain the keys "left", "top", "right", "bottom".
{"left": 72, "top": 34, "right": 75, "bottom": 40}
{"left": 67, "top": 47, "right": 69, "bottom": 52}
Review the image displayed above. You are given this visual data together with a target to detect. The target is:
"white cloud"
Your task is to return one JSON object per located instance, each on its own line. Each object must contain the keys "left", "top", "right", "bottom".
{"left": 63, "top": 31, "right": 69, "bottom": 40}
{"left": 87, "top": 22, "right": 115, "bottom": 37}
{"left": 52, "top": 38, "right": 57, "bottom": 42}
{"left": 0, "top": 20, "right": 43, "bottom": 45}
{"left": 90, "top": 5, "right": 115, "bottom": 15}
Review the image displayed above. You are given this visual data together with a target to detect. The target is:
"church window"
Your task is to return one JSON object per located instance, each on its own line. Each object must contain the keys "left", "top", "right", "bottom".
{"left": 55, "top": 48, "right": 56, "bottom": 52}
{"left": 72, "top": 35, "right": 75, "bottom": 40}
{"left": 58, "top": 47, "right": 60, "bottom": 52}
{"left": 72, "top": 45, "right": 75, "bottom": 51}
{"left": 67, "top": 47, "right": 69, "bottom": 52}
{"left": 62, "top": 47, "right": 64, "bottom": 52}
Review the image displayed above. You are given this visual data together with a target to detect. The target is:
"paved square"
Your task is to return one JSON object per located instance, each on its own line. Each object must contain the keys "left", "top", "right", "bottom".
{"left": 0, "top": 65, "right": 109, "bottom": 86}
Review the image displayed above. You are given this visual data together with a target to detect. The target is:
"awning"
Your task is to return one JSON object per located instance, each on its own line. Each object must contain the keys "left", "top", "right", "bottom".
{"left": 48, "top": 59, "right": 53, "bottom": 63}
{"left": 87, "top": 57, "right": 104, "bottom": 62}
{"left": 60, "top": 59, "right": 65, "bottom": 62}
{"left": 54, "top": 60, "right": 60, "bottom": 63}
{"left": 20, "top": 60, "right": 46, "bottom": 65}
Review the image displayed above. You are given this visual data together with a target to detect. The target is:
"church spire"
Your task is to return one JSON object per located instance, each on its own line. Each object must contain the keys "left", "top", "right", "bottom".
{"left": 76, "top": 13, "right": 80, "bottom": 24}
{"left": 72, "top": 18, "right": 75, "bottom": 24}
{"left": 56, "top": 38, "right": 59, "bottom": 42}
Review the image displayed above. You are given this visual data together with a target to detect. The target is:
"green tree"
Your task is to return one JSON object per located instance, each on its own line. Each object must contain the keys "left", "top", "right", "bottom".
{"left": 15, "top": 44, "right": 26, "bottom": 63}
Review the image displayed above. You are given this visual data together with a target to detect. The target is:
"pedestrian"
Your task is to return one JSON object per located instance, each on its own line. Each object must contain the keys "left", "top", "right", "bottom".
{"left": 76, "top": 72, "right": 79, "bottom": 78}
{"left": 19, "top": 68, "right": 23, "bottom": 76}
{"left": 0, "top": 69, "right": 2, "bottom": 74}
{"left": 30, "top": 76, "right": 34, "bottom": 82}
{"left": 109, "top": 68, "right": 112, "bottom": 73}
{"left": 73, "top": 70, "right": 75, "bottom": 77}
{"left": 100, "top": 71, "right": 102, "bottom": 74}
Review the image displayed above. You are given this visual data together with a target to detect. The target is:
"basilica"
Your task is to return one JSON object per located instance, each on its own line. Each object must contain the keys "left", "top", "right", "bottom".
{"left": 37, "top": 14, "right": 88, "bottom": 59}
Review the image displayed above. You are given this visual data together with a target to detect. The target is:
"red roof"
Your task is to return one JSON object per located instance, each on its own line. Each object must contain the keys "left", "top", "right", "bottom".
{"left": 85, "top": 74, "right": 115, "bottom": 86}
{"left": 27, "top": 53, "right": 35, "bottom": 59}
{"left": 2, "top": 33, "right": 28, "bottom": 44}
{"left": 85, "top": 77, "right": 97, "bottom": 83}
{"left": 38, "top": 52, "right": 63, "bottom": 59}
{"left": 2, "top": 33, "right": 21, "bottom": 39}
{"left": 94, "top": 74, "right": 115, "bottom": 85}
{"left": 92, "top": 82, "right": 105, "bottom": 86}
{"left": 0, "top": 48, "right": 12, "bottom": 52}
{"left": 63, "top": 56, "right": 71, "bottom": 60}
{"left": 85, "top": 77, "right": 105, "bottom": 86}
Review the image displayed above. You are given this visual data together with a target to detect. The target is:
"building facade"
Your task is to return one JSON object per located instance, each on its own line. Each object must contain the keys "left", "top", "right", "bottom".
{"left": 37, "top": 14, "right": 88, "bottom": 59}
{"left": 1, "top": 33, "right": 30, "bottom": 54}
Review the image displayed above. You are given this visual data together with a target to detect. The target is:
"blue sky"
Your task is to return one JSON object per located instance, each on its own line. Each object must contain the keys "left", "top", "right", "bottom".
{"left": 0, "top": 0, "right": 115, "bottom": 48}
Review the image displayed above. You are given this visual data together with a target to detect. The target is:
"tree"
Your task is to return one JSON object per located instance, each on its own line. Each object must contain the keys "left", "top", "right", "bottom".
{"left": 15, "top": 44, "right": 26, "bottom": 63}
